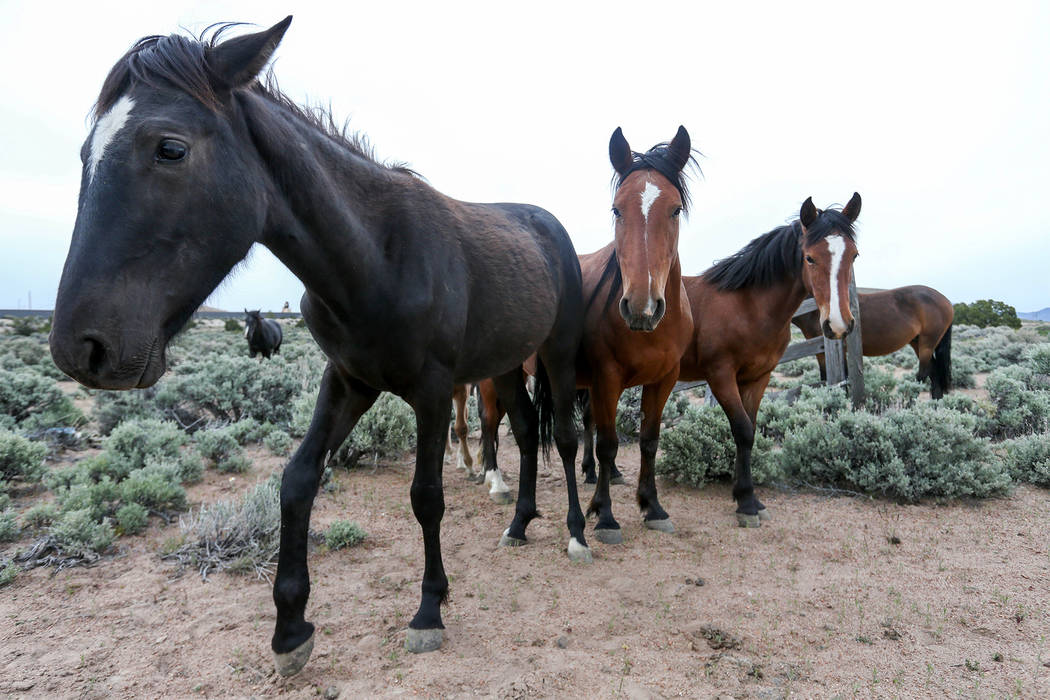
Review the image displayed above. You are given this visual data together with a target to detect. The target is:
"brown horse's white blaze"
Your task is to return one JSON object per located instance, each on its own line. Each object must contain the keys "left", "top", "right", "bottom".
{"left": 800, "top": 194, "right": 860, "bottom": 339}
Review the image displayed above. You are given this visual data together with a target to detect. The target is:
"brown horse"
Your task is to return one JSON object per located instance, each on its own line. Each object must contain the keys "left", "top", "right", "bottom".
{"left": 674, "top": 194, "right": 861, "bottom": 526}
{"left": 793, "top": 285, "right": 953, "bottom": 398}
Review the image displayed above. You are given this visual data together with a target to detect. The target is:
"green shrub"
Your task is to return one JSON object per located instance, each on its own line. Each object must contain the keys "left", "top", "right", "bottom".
{"left": 263, "top": 429, "right": 293, "bottom": 456}
{"left": 194, "top": 428, "right": 240, "bottom": 466}
{"left": 757, "top": 385, "right": 849, "bottom": 442}
{"left": 953, "top": 326, "right": 1042, "bottom": 372}
{"left": 324, "top": 519, "right": 366, "bottom": 550}
{"left": 55, "top": 476, "right": 122, "bottom": 521}
{"left": 91, "top": 389, "right": 159, "bottom": 435}
{"left": 115, "top": 502, "right": 150, "bottom": 535}
{"left": 8, "top": 316, "right": 49, "bottom": 337}
{"left": 1000, "top": 434, "right": 1050, "bottom": 487}
{"left": 217, "top": 453, "right": 251, "bottom": 474}
{"left": 289, "top": 393, "right": 316, "bottom": 438}
{"left": 0, "top": 561, "right": 17, "bottom": 586}
{"left": 614, "top": 387, "right": 691, "bottom": 442}
{"left": 104, "top": 419, "right": 187, "bottom": 479}
{"left": 49, "top": 508, "right": 115, "bottom": 558}
{"left": 348, "top": 393, "right": 416, "bottom": 459}
{"left": 1025, "top": 344, "right": 1050, "bottom": 375}
{"left": 120, "top": 464, "right": 187, "bottom": 512}
{"left": 863, "top": 367, "right": 920, "bottom": 414}
{"left": 0, "top": 510, "right": 19, "bottom": 542}
{"left": 20, "top": 502, "right": 59, "bottom": 529}
{"left": 985, "top": 365, "right": 1050, "bottom": 438}
{"left": 227, "top": 418, "right": 273, "bottom": 445}
{"left": 0, "top": 430, "right": 48, "bottom": 484}
{"left": 952, "top": 355, "right": 978, "bottom": 389}
{"left": 0, "top": 367, "right": 83, "bottom": 430}
{"left": 656, "top": 405, "right": 776, "bottom": 487}
{"left": 224, "top": 319, "right": 242, "bottom": 332}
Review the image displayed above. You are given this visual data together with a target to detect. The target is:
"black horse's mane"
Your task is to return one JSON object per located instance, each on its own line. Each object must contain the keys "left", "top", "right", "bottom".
{"left": 93, "top": 24, "right": 413, "bottom": 174}
{"left": 702, "top": 208, "right": 857, "bottom": 292}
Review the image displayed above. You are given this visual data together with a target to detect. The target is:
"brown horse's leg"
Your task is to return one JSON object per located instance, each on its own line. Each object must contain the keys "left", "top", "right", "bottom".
{"left": 272, "top": 365, "right": 379, "bottom": 675}
{"left": 708, "top": 373, "right": 765, "bottom": 528}
{"left": 586, "top": 375, "right": 624, "bottom": 544}
{"left": 477, "top": 378, "right": 511, "bottom": 502}
{"left": 637, "top": 372, "right": 678, "bottom": 532}
{"left": 450, "top": 384, "right": 475, "bottom": 478}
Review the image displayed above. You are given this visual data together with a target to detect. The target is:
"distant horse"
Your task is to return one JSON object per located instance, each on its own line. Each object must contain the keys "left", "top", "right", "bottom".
{"left": 49, "top": 18, "right": 591, "bottom": 676}
{"left": 792, "top": 285, "right": 953, "bottom": 398}
{"left": 444, "top": 383, "right": 512, "bottom": 504}
{"left": 678, "top": 194, "right": 861, "bottom": 526}
{"left": 244, "top": 309, "right": 282, "bottom": 358}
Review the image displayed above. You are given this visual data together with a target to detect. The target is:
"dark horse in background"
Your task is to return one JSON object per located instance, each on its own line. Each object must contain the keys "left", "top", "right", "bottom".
{"left": 244, "top": 309, "right": 282, "bottom": 358}
{"left": 48, "top": 18, "right": 592, "bottom": 676}
{"left": 793, "top": 285, "right": 953, "bottom": 398}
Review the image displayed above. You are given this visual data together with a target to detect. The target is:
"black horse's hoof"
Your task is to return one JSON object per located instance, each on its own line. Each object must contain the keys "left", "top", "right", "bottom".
{"left": 594, "top": 527, "right": 623, "bottom": 544}
{"left": 273, "top": 633, "right": 315, "bottom": 677}
{"left": 644, "top": 518, "right": 675, "bottom": 533}
{"left": 405, "top": 627, "right": 443, "bottom": 653}
{"left": 610, "top": 475, "right": 626, "bottom": 486}
{"left": 583, "top": 474, "right": 597, "bottom": 484}
{"left": 498, "top": 529, "right": 527, "bottom": 547}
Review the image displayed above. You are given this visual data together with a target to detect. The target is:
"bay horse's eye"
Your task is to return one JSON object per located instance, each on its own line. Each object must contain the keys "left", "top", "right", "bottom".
{"left": 611, "top": 207, "right": 621, "bottom": 218}
{"left": 805, "top": 255, "right": 816, "bottom": 265}
{"left": 672, "top": 207, "right": 682, "bottom": 218}
{"left": 156, "top": 139, "right": 188, "bottom": 162}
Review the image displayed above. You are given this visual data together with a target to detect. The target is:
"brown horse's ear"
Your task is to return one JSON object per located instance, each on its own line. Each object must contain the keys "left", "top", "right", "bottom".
{"left": 667, "top": 125, "right": 692, "bottom": 173}
{"left": 842, "top": 192, "right": 862, "bottom": 223}
{"left": 799, "top": 197, "right": 818, "bottom": 229}
{"left": 609, "top": 127, "right": 634, "bottom": 177}
{"left": 208, "top": 16, "right": 292, "bottom": 89}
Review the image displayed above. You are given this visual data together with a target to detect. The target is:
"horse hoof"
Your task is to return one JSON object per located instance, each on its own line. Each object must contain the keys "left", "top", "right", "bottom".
{"left": 273, "top": 633, "right": 315, "bottom": 677}
{"left": 583, "top": 475, "right": 597, "bottom": 485}
{"left": 758, "top": 508, "right": 772, "bottom": 522}
{"left": 498, "top": 529, "right": 527, "bottom": 547}
{"left": 594, "top": 528, "right": 623, "bottom": 544}
{"left": 736, "top": 513, "right": 761, "bottom": 528}
{"left": 610, "top": 476, "right": 626, "bottom": 486}
{"left": 644, "top": 518, "right": 675, "bottom": 533}
{"left": 567, "top": 537, "right": 593, "bottom": 564}
{"left": 472, "top": 473, "right": 486, "bottom": 485}
{"left": 489, "top": 490, "right": 513, "bottom": 505}
{"left": 405, "top": 627, "right": 444, "bottom": 654}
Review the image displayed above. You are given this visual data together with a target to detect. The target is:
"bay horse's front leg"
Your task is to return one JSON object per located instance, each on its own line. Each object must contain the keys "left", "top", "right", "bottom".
{"left": 449, "top": 384, "right": 477, "bottom": 479}
{"left": 579, "top": 391, "right": 624, "bottom": 486}
{"left": 637, "top": 373, "right": 678, "bottom": 533}
{"left": 586, "top": 377, "right": 624, "bottom": 544}
{"left": 405, "top": 380, "right": 454, "bottom": 653}
{"left": 272, "top": 366, "right": 379, "bottom": 676}
{"left": 708, "top": 373, "right": 769, "bottom": 528}
{"left": 477, "top": 378, "right": 512, "bottom": 502}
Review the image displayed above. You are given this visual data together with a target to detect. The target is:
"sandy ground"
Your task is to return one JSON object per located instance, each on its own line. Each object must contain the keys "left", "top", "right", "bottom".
{"left": 2, "top": 432, "right": 1049, "bottom": 699}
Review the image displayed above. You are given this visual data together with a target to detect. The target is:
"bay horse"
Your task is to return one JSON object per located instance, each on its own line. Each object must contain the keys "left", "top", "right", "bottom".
{"left": 244, "top": 309, "right": 282, "bottom": 358}
{"left": 679, "top": 194, "right": 861, "bottom": 526}
{"left": 48, "top": 18, "right": 592, "bottom": 675}
{"left": 793, "top": 285, "right": 953, "bottom": 398}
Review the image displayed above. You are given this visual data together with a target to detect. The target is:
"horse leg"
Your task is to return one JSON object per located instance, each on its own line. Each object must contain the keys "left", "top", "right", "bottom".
{"left": 478, "top": 378, "right": 511, "bottom": 501}
{"left": 497, "top": 369, "right": 540, "bottom": 545}
{"left": 272, "top": 365, "right": 379, "bottom": 676}
{"left": 708, "top": 373, "right": 765, "bottom": 528}
{"left": 450, "top": 384, "right": 476, "bottom": 478}
{"left": 586, "top": 377, "right": 624, "bottom": 544}
{"left": 911, "top": 338, "right": 934, "bottom": 387}
{"left": 404, "top": 373, "right": 455, "bottom": 654}
{"left": 580, "top": 392, "right": 597, "bottom": 484}
{"left": 637, "top": 373, "right": 678, "bottom": 533}
{"left": 741, "top": 374, "right": 772, "bottom": 523}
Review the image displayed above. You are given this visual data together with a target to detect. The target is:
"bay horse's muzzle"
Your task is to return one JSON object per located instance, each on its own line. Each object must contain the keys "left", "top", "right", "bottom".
{"left": 619, "top": 297, "right": 666, "bottom": 332}
{"left": 822, "top": 318, "right": 855, "bottom": 340}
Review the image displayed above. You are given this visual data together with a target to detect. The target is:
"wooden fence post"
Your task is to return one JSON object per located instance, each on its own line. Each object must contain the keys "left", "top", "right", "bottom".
{"left": 845, "top": 272, "right": 865, "bottom": 408}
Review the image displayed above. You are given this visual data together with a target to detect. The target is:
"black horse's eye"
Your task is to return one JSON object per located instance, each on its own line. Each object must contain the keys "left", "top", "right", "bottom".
{"left": 156, "top": 139, "right": 187, "bottom": 162}
{"left": 805, "top": 255, "right": 816, "bottom": 265}
{"left": 612, "top": 207, "right": 621, "bottom": 218}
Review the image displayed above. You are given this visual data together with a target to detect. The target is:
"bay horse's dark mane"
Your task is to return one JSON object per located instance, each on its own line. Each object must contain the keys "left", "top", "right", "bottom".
{"left": 611, "top": 143, "right": 701, "bottom": 214}
{"left": 702, "top": 208, "right": 857, "bottom": 292}
{"left": 93, "top": 24, "right": 414, "bottom": 175}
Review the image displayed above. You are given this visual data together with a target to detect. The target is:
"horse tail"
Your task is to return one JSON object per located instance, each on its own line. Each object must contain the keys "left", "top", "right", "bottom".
{"left": 930, "top": 324, "right": 952, "bottom": 398}
{"left": 532, "top": 360, "right": 555, "bottom": 462}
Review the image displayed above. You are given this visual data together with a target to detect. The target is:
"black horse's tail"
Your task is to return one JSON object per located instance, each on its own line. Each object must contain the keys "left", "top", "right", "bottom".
{"left": 930, "top": 324, "right": 952, "bottom": 399}
{"left": 533, "top": 360, "right": 555, "bottom": 462}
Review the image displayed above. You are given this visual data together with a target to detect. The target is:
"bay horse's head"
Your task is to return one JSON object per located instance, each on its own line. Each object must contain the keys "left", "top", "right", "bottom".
{"left": 799, "top": 193, "right": 861, "bottom": 339}
{"left": 609, "top": 126, "right": 694, "bottom": 332}
{"left": 49, "top": 18, "right": 293, "bottom": 389}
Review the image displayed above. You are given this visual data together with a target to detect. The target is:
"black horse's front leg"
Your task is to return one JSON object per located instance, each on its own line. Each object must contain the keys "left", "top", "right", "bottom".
{"left": 272, "top": 366, "right": 378, "bottom": 676}
{"left": 405, "top": 380, "right": 454, "bottom": 653}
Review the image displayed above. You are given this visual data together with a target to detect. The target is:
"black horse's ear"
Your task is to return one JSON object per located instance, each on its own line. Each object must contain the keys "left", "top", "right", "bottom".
{"left": 667, "top": 125, "right": 691, "bottom": 173}
{"left": 799, "top": 197, "right": 818, "bottom": 229}
{"left": 609, "top": 127, "right": 634, "bottom": 177}
{"left": 208, "top": 16, "right": 292, "bottom": 89}
{"left": 842, "top": 192, "right": 862, "bottom": 223}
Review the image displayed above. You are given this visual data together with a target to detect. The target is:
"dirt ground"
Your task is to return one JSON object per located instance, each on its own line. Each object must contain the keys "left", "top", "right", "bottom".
{"left": 2, "top": 433, "right": 1049, "bottom": 699}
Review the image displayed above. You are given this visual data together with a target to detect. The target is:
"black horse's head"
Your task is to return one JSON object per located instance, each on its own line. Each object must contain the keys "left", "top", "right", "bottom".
{"left": 50, "top": 18, "right": 293, "bottom": 389}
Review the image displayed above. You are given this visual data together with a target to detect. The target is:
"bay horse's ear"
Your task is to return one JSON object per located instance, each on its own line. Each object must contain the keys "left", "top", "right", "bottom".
{"left": 667, "top": 125, "right": 691, "bottom": 173}
{"left": 209, "top": 16, "right": 293, "bottom": 89}
{"left": 799, "top": 197, "right": 818, "bottom": 229}
{"left": 609, "top": 127, "right": 634, "bottom": 177}
{"left": 842, "top": 192, "right": 862, "bottom": 223}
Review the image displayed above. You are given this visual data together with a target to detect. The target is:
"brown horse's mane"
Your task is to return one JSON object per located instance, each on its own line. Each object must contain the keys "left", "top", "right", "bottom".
{"left": 702, "top": 209, "right": 857, "bottom": 292}
{"left": 93, "top": 24, "right": 415, "bottom": 175}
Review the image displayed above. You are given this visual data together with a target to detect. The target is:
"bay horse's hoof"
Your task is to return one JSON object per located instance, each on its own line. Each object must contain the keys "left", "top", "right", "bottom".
{"left": 567, "top": 537, "right": 593, "bottom": 564}
{"left": 736, "top": 512, "right": 761, "bottom": 528}
{"left": 594, "top": 527, "right": 623, "bottom": 544}
{"left": 498, "top": 529, "right": 527, "bottom": 547}
{"left": 758, "top": 508, "right": 772, "bottom": 522}
{"left": 644, "top": 518, "right": 675, "bottom": 533}
{"left": 489, "top": 490, "right": 514, "bottom": 505}
{"left": 273, "top": 633, "right": 315, "bottom": 677}
{"left": 405, "top": 627, "right": 443, "bottom": 653}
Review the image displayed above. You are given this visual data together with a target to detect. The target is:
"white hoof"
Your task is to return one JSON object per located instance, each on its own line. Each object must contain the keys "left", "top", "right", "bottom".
{"left": 273, "top": 634, "right": 315, "bottom": 677}
{"left": 758, "top": 508, "right": 772, "bottom": 522}
{"left": 567, "top": 537, "right": 593, "bottom": 564}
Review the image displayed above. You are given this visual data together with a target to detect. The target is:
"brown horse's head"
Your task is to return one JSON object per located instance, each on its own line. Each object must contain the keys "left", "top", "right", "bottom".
{"left": 799, "top": 193, "right": 861, "bottom": 339}
{"left": 608, "top": 126, "right": 693, "bottom": 331}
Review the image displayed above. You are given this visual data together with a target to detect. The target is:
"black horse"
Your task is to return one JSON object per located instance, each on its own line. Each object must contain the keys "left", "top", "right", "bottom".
{"left": 49, "top": 17, "right": 591, "bottom": 676}
{"left": 244, "top": 309, "right": 282, "bottom": 358}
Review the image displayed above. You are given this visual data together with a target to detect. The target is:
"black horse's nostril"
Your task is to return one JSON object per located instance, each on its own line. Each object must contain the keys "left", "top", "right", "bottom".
{"left": 619, "top": 297, "right": 631, "bottom": 321}
{"left": 83, "top": 335, "right": 108, "bottom": 375}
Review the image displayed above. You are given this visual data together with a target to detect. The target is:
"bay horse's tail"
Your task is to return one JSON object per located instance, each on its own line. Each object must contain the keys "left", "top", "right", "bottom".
{"left": 532, "top": 359, "right": 555, "bottom": 461}
{"left": 930, "top": 324, "right": 952, "bottom": 399}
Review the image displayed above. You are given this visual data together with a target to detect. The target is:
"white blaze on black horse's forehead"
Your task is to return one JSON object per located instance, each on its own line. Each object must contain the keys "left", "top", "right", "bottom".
{"left": 88, "top": 95, "right": 136, "bottom": 183}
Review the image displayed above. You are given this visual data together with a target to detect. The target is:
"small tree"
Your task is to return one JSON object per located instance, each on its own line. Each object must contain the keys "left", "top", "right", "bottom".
{"left": 953, "top": 300, "right": 1022, "bottom": 329}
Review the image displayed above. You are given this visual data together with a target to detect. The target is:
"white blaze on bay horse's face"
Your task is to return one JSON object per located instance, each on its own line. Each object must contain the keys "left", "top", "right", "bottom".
{"left": 799, "top": 194, "right": 861, "bottom": 340}
{"left": 824, "top": 235, "right": 849, "bottom": 335}
{"left": 87, "top": 96, "right": 136, "bottom": 183}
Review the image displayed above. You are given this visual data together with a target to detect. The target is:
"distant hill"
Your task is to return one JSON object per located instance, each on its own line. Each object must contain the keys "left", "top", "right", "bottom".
{"left": 1018, "top": 307, "right": 1050, "bottom": 321}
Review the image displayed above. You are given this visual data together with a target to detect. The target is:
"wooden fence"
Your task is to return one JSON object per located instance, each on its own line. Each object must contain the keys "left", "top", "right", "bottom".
{"left": 673, "top": 273, "right": 865, "bottom": 408}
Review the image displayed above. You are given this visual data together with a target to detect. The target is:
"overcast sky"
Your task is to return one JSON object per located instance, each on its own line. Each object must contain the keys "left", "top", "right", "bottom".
{"left": 1, "top": 0, "right": 1047, "bottom": 313}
